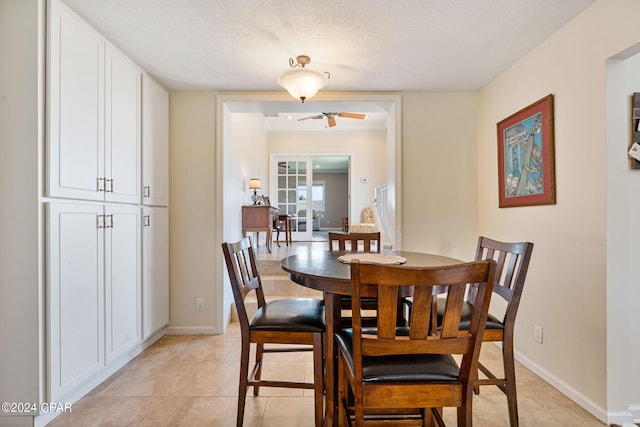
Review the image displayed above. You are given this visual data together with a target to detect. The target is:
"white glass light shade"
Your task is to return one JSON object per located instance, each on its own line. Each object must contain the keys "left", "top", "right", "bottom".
{"left": 278, "top": 68, "right": 328, "bottom": 103}
{"left": 249, "top": 178, "right": 261, "bottom": 190}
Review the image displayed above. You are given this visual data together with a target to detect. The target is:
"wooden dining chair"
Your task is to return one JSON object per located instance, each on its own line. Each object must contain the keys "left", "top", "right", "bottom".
{"left": 328, "top": 232, "right": 385, "bottom": 327}
{"left": 336, "top": 259, "right": 497, "bottom": 427}
{"left": 436, "top": 236, "right": 534, "bottom": 427}
{"left": 329, "top": 232, "right": 412, "bottom": 327}
{"left": 222, "top": 238, "right": 325, "bottom": 427}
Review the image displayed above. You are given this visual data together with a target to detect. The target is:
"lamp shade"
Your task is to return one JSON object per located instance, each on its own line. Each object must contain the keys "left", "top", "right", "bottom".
{"left": 249, "top": 178, "right": 261, "bottom": 190}
{"left": 278, "top": 68, "right": 329, "bottom": 103}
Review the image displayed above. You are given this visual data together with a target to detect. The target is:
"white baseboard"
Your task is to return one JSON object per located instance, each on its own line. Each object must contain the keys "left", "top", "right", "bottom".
{"left": 512, "top": 347, "right": 608, "bottom": 424}
{"left": 165, "top": 326, "right": 222, "bottom": 335}
{"left": 34, "top": 330, "right": 165, "bottom": 427}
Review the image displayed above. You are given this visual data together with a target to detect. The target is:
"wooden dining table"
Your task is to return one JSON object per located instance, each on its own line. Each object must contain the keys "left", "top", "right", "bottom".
{"left": 280, "top": 250, "right": 463, "bottom": 427}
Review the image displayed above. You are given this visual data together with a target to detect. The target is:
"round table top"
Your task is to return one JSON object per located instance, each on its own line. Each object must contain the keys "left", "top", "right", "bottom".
{"left": 280, "top": 250, "right": 463, "bottom": 295}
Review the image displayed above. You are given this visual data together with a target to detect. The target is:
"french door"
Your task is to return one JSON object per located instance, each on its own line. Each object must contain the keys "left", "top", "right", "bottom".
{"left": 271, "top": 155, "right": 312, "bottom": 241}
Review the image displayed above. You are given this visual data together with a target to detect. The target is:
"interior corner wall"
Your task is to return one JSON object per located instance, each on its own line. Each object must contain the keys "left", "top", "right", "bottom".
{"left": 605, "top": 51, "right": 640, "bottom": 421}
{"left": 0, "top": 1, "right": 42, "bottom": 426}
{"left": 168, "top": 91, "right": 219, "bottom": 333}
{"left": 399, "top": 92, "right": 479, "bottom": 260}
{"left": 224, "top": 113, "right": 269, "bottom": 324}
{"left": 477, "top": 0, "right": 640, "bottom": 421}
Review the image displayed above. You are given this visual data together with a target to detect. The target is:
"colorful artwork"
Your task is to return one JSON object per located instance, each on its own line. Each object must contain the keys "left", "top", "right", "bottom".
{"left": 497, "top": 95, "right": 555, "bottom": 208}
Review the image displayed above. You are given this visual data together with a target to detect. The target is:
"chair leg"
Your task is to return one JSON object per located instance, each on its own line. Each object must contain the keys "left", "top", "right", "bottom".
{"left": 237, "top": 340, "right": 251, "bottom": 427}
{"left": 313, "top": 333, "right": 324, "bottom": 427}
{"left": 338, "top": 355, "right": 348, "bottom": 427}
{"left": 253, "top": 343, "right": 264, "bottom": 396}
{"left": 503, "top": 340, "right": 519, "bottom": 427}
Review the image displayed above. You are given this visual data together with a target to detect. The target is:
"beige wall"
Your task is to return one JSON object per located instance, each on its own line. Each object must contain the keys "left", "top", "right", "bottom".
{"left": 168, "top": 92, "right": 218, "bottom": 332}
{"left": 400, "top": 92, "right": 479, "bottom": 260}
{"left": 0, "top": 1, "right": 43, "bottom": 426}
{"left": 478, "top": 0, "right": 640, "bottom": 422}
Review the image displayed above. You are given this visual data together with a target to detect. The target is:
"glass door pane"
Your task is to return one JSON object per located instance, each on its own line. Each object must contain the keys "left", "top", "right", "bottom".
{"left": 273, "top": 156, "right": 311, "bottom": 241}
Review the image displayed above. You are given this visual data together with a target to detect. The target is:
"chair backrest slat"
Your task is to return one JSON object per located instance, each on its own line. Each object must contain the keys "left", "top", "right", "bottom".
{"left": 222, "top": 237, "right": 266, "bottom": 330}
{"left": 351, "top": 260, "right": 497, "bottom": 369}
{"left": 328, "top": 232, "right": 381, "bottom": 253}
{"left": 470, "top": 236, "right": 534, "bottom": 325}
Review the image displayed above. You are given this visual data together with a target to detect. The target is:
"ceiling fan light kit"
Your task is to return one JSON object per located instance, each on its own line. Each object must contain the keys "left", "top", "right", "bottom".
{"left": 278, "top": 55, "right": 329, "bottom": 103}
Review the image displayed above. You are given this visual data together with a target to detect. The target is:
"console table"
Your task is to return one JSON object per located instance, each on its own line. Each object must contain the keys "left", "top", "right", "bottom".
{"left": 242, "top": 205, "right": 279, "bottom": 253}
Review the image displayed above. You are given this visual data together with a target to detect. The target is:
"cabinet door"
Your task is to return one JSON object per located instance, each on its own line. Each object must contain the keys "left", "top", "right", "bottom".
{"left": 47, "top": 0, "right": 104, "bottom": 200}
{"left": 142, "top": 75, "right": 169, "bottom": 206}
{"left": 105, "top": 205, "right": 141, "bottom": 363}
{"left": 47, "top": 202, "right": 104, "bottom": 401}
{"left": 142, "top": 207, "right": 169, "bottom": 339}
{"left": 105, "top": 46, "right": 141, "bottom": 204}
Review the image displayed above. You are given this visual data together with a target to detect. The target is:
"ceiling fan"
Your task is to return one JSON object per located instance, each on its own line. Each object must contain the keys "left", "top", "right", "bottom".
{"left": 298, "top": 112, "right": 367, "bottom": 128}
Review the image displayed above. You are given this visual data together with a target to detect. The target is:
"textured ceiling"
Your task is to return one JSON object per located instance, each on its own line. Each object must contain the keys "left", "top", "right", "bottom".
{"left": 60, "top": 0, "right": 595, "bottom": 93}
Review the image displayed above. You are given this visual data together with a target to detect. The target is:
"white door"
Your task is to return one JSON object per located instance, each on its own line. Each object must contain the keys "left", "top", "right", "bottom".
{"left": 142, "top": 207, "right": 169, "bottom": 339}
{"left": 47, "top": 202, "right": 105, "bottom": 401}
{"left": 105, "top": 205, "right": 141, "bottom": 363}
{"left": 271, "top": 156, "right": 312, "bottom": 241}
{"left": 47, "top": 1, "right": 105, "bottom": 200}
{"left": 105, "top": 46, "right": 141, "bottom": 204}
{"left": 142, "top": 75, "right": 169, "bottom": 206}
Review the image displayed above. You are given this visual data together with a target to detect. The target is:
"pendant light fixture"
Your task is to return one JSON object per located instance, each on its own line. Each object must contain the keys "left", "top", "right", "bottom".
{"left": 277, "top": 55, "right": 330, "bottom": 103}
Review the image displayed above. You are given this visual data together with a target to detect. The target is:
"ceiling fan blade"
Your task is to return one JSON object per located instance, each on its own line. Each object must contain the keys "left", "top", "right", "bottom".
{"left": 327, "top": 116, "right": 336, "bottom": 127}
{"left": 337, "top": 112, "right": 367, "bottom": 120}
{"left": 298, "top": 114, "right": 324, "bottom": 121}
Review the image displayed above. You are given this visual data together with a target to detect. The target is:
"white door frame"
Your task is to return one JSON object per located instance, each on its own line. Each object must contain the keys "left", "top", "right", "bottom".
{"left": 214, "top": 92, "right": 402, "bottom": 330}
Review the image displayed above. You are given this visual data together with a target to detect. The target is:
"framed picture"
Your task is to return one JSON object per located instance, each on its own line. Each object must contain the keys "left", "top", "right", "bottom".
{"left": 260, "top": 195, "right": 270, "bottom": 206}
{"left": 497, "top": 94, "right": 556, "bottom": 208}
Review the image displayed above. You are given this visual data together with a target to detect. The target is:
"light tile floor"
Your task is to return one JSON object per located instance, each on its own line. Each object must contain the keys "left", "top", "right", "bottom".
{"left": 46, "top": 323, "right": 606, "bottom": 426}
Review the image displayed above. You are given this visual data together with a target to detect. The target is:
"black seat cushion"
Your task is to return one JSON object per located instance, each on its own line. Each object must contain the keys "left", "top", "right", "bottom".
{"left": 436, "top": 298, "right": 504, "bottom": 330}
{"left": 335, "top": 329, "right": 460, "bottom": 383}
{"left": 250, "top": 298, "right": 325, "bottom": 333}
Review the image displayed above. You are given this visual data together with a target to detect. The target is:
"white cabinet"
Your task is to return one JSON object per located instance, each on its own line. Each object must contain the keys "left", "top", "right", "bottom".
{"left": 142, "top": 75, "right": 169, "bottom": 206}
{"left": 142, "top": 207, "right": 169, "bottom": 339}
{"left": 47, "top": 202, "right": 141, "bottom": 400}
{"left": 105, "top": 205, "right": 142, "bottom": 363}
{"left": 105, "top": 47, "right": 142, "bottom": 204}
{"left": 47, "top": 0, "right": 104, "bottom": 201}
{"left": 47, "top": 0, "right": 141, "bottom": 203}
{"left": 47, "top": 203, "right": 105, "bottom": 401}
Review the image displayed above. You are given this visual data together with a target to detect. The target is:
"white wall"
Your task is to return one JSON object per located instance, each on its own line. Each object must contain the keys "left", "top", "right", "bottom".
{"left": 268, "top": 129, "right": 387, "bottom": 221}
{"left": 606, "top": 51, "right": 640, "bottom": 421}
{"left": 222, "top": 113, "right": 269, "bottom": 324}
{"left": 0, "top": 0, "right": 43, "bottom": 426}
{"left": 478, "top": 0, "right": 640, "bottom": 422}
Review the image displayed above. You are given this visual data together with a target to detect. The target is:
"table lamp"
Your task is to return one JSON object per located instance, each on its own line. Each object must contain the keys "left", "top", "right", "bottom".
{"left": 249, "top": 178, "right": 261, "bottom": 205}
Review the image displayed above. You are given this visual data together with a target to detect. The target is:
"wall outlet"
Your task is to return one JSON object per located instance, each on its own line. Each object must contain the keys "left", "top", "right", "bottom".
{"left": 196, "top": 298, "right": 205, "bottom": 311}
{"left": 534, "top": 324, "right": 543, "bottom": 344}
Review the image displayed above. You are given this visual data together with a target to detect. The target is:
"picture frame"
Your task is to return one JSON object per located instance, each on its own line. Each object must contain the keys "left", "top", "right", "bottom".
{"left": 497, "top": 94, "right": 556, "bottom": 208}
{"left": 260, "top": 195, "right": 270, "bottom": 206}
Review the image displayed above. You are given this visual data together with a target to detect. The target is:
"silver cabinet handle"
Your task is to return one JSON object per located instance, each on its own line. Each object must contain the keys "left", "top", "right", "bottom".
{"left": 143, "top": 186, "right": 150, "bottom": 198}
